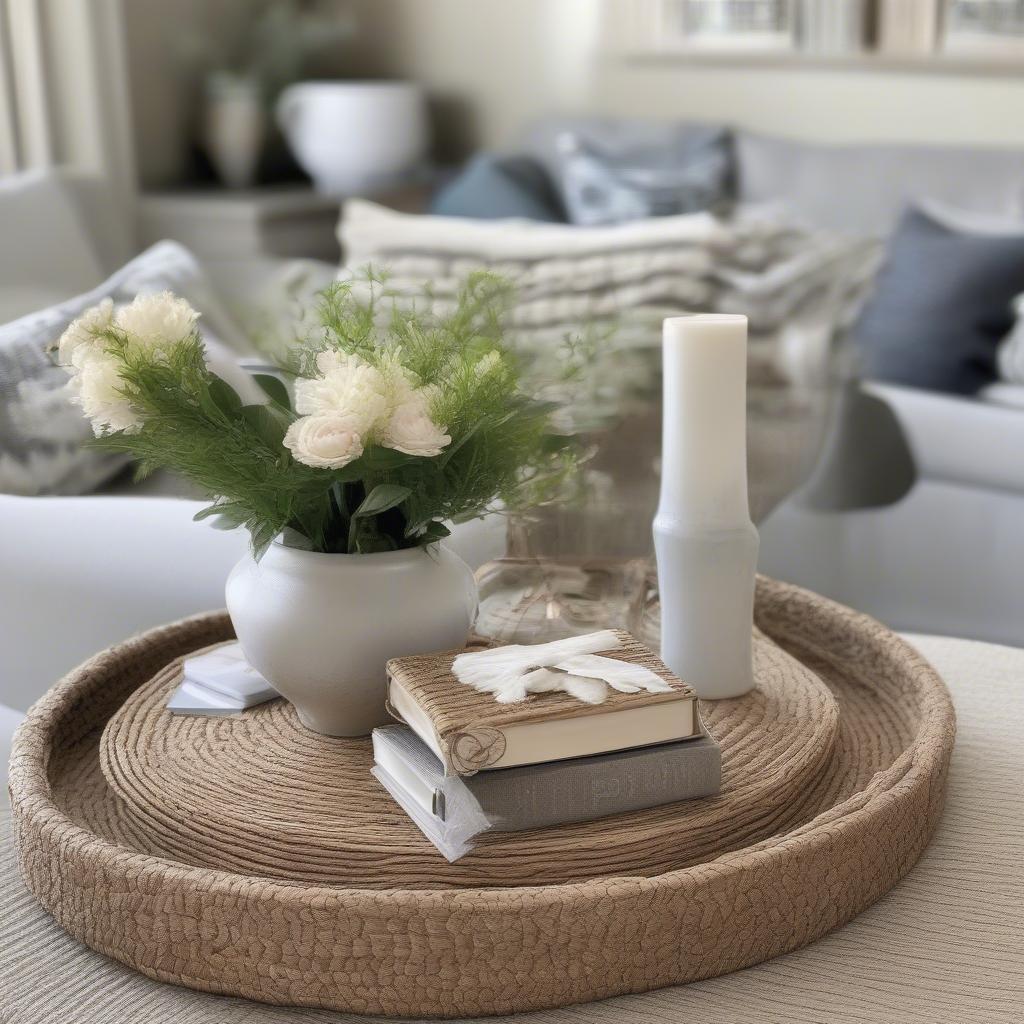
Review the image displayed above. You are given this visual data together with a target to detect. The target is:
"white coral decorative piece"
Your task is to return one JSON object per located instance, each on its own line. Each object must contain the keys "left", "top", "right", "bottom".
{"left": 452, "top": 631, "right": 672, "bottom": 705}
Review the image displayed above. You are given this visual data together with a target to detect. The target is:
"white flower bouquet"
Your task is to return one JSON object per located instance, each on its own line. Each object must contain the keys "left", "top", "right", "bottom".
{"left": 58, "top": 273, "right": 576, "bottom": 556}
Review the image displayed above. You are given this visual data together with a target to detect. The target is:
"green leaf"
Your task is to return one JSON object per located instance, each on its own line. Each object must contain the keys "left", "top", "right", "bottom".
{"left": 348, "top": 483, "right": 411, "bottom": 551}
{"left": 354, "top": 528, "right": 397, "bottom": 554}
{"left": 439, "top": 423, "right": 480, "bottom": 467}
{"left": 240, "top": 404, "right": 286, "bottom": 449}
{"left": 207, "top": 376, "right": 243, "bottom": 419}
{"left": 354, "top": 445, "right": 418, "bottom": 472}
{"left": 192, "top": 504, "right": 224, "bottom": 522}
{"left": 250, "top": 521, "right": 279, "bottom": 561}
{"left": 208, "top": 514, "right": 244, "bottom": 531}
{"left": 417, "top": 520, "right": 451, "bottom": 545}
{"left": 353, "top": 483, "right": 412, "bottom": 518}
{"left": 194, "top": 501, "right": 248, "bottom": 530}
{"left": 252, "top": 373, "right": 291, "bottom": 411}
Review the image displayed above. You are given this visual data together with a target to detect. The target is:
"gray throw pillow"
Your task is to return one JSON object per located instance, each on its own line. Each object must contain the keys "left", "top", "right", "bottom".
{"left": 556, "top": 127, "right": 732, "bottom": 226}
{"left": 854, "top": 205, "right": 1024, "bottom": 394}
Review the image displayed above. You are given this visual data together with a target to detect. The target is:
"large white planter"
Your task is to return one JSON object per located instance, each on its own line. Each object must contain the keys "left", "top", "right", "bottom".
{"left": 276, "top": 80, "right": 427, "bottom": 195}
{"left": 226, "top": 541, "right": 478, "bottom": 736}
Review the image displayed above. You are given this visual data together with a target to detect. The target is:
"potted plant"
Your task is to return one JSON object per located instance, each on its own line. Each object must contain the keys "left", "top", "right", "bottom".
{"left": 57, "top": 273, "right": 576, "bottom": 735}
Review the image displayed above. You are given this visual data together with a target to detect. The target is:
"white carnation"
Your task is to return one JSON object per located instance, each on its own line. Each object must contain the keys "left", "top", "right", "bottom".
{"left": 294, "top": 350, "right": 390, "bottom": 434}
{"left": 284, "top": 413, "right": 364, "bottom": 469}
{"left": 114, "top": 290, "right": 199, "bottom": 348}
{"left": 73, "top": 351, "right": 143, "bottom": 436}
{"left": 380, "top": 396, "right": 451, "bottom": 458}
{"left": 57, "top": 299, "right": 114, "bottom": 367}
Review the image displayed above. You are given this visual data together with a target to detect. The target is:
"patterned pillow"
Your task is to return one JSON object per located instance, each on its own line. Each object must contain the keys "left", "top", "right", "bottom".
{"left": 556, "top": 128, "right": 732, "bottom": 227}
{"left": 0, "top": 241, "right": 255, "bottom": 496}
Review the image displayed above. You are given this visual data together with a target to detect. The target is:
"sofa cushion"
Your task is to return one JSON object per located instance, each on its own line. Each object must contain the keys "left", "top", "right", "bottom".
{"left": 0, "top": 171, "right": 106, "bottom": 323}
{"left": 519, "top": 116, "right": 733, "bottom": 225}
{"left": 554, "top": 128, "right": 731, "bottom": 225}
{"left": 430, "top": 154, "right": 565, "bottom": 222}
{"left": 854, "top": 205, "right": 1024, "bottom": 394}
{"left": 0, "top": 241, "right": 259, "bottom": 496}
{"left": 736, "top": 131, "right": 1024, "bottom": 235}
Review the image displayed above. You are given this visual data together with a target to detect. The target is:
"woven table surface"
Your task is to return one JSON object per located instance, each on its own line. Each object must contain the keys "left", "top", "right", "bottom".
{"left": 98, "top": 631, "right": 838, "bottom": 888}
{"left": 9, "top": 577, "right": 956, "bottom": 1017}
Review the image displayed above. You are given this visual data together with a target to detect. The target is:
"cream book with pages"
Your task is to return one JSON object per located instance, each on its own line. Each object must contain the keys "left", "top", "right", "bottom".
{"left": 385, "top": 630, "right": 700, "bottom": 776}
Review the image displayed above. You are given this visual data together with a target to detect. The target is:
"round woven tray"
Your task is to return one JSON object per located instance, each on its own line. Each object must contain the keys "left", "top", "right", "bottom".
{"left": 9, "top": 577, "right": 955, "bottom": 1018}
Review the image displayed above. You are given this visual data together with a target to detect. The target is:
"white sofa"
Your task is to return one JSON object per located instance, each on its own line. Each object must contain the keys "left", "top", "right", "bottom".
{"left": 759, "top": 381, "right": 1024, "bottom": 648}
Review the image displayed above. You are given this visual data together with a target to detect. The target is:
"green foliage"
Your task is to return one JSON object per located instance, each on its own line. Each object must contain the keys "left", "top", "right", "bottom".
{"left": 90, "top": 273, "right": 578, "bottom": 558}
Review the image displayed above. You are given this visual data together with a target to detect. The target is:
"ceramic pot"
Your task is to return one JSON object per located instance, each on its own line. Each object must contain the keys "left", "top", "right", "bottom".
{"left": 275, "top": 80, "right": 427, "bottom": 194}
{"left": 202, "top": 72, "right": 265, "bottom": 189}
{"left": 226, "top": 541, "right": 478, "bottom": 736}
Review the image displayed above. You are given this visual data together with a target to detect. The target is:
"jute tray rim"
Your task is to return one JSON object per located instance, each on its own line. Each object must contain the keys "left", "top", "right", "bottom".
{"left": 10, "top": 581, "right": 955, "bottom": 909}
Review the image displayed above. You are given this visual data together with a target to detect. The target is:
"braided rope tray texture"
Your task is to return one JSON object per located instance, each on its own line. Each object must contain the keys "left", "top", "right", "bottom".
{"left": 9, "top": 578, "right": 955, "bottom": 1017}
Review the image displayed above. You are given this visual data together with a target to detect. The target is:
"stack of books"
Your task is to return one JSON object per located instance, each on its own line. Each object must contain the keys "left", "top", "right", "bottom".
{"left": 372, "top": 631, "right": 721, "bottom": 861}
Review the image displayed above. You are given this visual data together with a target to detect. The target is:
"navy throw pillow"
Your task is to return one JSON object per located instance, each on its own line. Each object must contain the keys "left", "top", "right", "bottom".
{"left": 854, "top": 205, "right": 1024, "bottom": 394}
{"left": 430, "top": 154, "right": 565, "bottom": 222}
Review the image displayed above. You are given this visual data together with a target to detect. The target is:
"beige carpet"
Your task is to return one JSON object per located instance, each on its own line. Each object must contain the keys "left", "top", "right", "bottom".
{"left": 2, "top": 634, "right": 1022, "bottom": 1024}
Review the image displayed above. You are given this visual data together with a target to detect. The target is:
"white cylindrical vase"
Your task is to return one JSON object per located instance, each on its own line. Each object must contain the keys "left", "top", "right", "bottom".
{"left": 653, "top": 315, "right": 759, "bottom": 700}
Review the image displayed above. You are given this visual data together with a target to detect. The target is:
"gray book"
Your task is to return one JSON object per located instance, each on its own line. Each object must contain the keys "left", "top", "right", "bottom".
{"left": 371, "top": 725, "right": 721, "bottom": 861}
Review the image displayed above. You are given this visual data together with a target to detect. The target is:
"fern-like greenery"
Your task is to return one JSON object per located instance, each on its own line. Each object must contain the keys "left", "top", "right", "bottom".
{"left": 90, "top": 272, "right": 578, "bottom": 558}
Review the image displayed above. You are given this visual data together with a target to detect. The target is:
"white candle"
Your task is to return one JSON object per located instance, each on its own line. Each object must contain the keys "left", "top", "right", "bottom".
{"left": 653, "top": 315, "right": 759, "bottom": 699}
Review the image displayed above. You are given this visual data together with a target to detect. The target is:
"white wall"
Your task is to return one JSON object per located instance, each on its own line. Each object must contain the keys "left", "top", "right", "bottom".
{"left": 349, "top": 0, "right": 1024, "bottom": 152}
{"left": 124, "top": 0, "right": 1024, "bottom": 187}
{"left": 592, "top": 61, "right": 1024, "bottom": 147}
{"left": 124, "top": 0, "right": 249, "bottom": 187}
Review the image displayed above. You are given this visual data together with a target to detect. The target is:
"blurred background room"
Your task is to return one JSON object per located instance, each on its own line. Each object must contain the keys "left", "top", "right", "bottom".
{"left": 3, "top": 0, "right": 1024, "bottom": 758}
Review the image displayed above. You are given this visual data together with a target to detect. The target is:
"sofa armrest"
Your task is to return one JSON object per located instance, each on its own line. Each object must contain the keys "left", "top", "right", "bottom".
{"left": 0, "top": 495, "right": 249, "bottom": 713}
{"left": 0, "top": 495, "right": 506, "bottom": 715}
{"left": 866, "top": 381, "right": 1024, "bottom": 495}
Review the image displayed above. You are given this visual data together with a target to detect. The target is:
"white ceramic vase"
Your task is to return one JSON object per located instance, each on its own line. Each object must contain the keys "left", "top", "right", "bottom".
{"left": 225, "top": 541, "right": 478, "bottom": 736}
{"left": 275, "top": 80, "right": 427, "bottom": 194}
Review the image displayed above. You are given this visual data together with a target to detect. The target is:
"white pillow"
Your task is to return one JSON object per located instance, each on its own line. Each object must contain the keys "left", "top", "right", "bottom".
{"left": 996, "top": 294, "right": 1024, "bottom": 385}
{"left": 0, "top": 241, "right": 259, "bottom": 496}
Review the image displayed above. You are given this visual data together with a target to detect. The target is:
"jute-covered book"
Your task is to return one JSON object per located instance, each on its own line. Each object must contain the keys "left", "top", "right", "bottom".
{"left": 385, "top": 630, "right": 700, "bottom": 776}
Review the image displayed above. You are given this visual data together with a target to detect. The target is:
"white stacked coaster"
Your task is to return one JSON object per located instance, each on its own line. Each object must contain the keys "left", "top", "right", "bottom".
{"left": 167, "top": 643, "right": 279, "bottom": 716}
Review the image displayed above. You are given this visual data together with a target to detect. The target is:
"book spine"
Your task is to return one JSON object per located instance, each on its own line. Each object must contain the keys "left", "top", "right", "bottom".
{"left": 461, "top": 739, "right": 721, "bottom": 831}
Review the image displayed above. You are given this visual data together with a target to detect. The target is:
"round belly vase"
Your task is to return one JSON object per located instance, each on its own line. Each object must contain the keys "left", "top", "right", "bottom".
{"left": 225, "top": 541, "right": 478, "bottom": 736}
